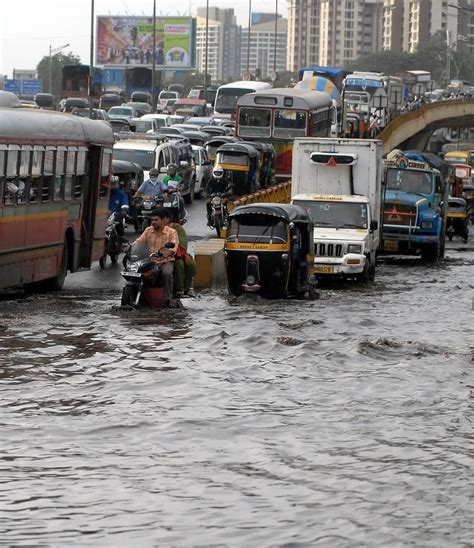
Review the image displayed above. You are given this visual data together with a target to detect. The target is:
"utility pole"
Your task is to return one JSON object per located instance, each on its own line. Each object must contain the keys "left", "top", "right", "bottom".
{"left": 246, "top": 0, "right": 252, "bottom": 74}
{"left": 203, "top": 0, "right": 209, "bottom": 100}
{"left": 151, "top": 0, "right": 157, "bottom": 112}
{"left": 89, "top": 0, "right": 95, "bottom": 118}
{"left": 273, "top": 0, "right": 278, "bottom": 75}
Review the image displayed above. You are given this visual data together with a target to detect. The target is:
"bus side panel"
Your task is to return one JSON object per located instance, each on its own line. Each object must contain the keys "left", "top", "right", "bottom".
{"left": 0, "top": 206, "right": 26, "bottom": 287}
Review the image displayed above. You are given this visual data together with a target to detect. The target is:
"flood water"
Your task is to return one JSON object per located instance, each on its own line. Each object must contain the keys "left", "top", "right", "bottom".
{"left": 0, "top": 235, "right": 473, "bottom": 546}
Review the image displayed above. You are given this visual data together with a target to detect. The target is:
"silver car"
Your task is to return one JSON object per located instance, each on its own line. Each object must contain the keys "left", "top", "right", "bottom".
{"left": 192, "top": 145, "right": 212, "bottom": 198}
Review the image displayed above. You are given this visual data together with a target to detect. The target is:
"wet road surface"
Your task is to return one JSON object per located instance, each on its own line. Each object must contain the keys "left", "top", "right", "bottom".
{"left": 1, "top": 200, "right": 473, "bottom": 546}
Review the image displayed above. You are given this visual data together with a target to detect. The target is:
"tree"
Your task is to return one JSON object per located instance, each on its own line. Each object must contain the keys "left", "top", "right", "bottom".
{"left": 36, "top": 52, "right": 81, "bottom": 98}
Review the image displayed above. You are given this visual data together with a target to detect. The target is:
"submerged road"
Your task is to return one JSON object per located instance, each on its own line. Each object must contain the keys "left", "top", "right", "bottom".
{"left": 0, "top": 198, "right": 473, "bottom": 546}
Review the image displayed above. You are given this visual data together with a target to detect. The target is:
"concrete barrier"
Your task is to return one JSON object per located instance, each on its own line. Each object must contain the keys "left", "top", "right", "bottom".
{"left": 194, "top": 238, "right": 227, "bottom": 289}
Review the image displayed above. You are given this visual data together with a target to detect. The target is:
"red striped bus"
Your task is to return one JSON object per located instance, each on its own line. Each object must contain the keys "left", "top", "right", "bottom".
{"left": 0, "top": 107, "right": 114, "bottom": 290}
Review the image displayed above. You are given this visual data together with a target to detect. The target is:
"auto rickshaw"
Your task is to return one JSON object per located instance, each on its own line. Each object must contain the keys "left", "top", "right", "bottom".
{"left": 239, "top": 141, "right": 275, "bottom": 188}
{"left": 213, "top": 143, "right": 260, "bottom": 196}
{"left": 180, "top": 130, "right": 211, "bottom": 147}
{"left": 224, "top": 203, "right": 318, "bottom": 299}
{"left": 205, "top": 136, "right": 240, "bottom": 165}
{"left": 446, "top": 197, "right": 469, "bottom": 242}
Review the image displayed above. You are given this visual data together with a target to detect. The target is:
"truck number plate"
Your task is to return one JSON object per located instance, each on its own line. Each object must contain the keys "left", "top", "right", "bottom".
{"left": 315, "top": 265, "right": 334, "bottom": 273}
{"left": 384, "top": 240, "right": 399, "bottom": 252}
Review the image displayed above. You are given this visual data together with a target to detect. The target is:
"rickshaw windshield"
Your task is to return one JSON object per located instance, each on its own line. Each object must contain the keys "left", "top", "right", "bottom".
{"left": 227, "top": 216, "right": 288, "bottom": 243}
{"left": 216, "top": 152, "right": 249, "bottom": 167}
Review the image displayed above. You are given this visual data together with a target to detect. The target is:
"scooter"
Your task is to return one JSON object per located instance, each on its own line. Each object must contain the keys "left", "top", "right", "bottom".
{"left": 120, "top": 241, "right": 175, "bottom": 307}
{"left": 162, "top": 188, "right": 188, "bottom": 224}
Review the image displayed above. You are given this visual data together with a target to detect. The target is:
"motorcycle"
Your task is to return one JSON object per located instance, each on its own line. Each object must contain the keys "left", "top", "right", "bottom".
{"left": 136, "top": 194, "right": 162, "bottom": 232}
{"left": 121, "top": 241, "right": 176, "bottom": 307}
{"left": 99, "top": 207, "right": 128, "bottom": 269}
{"left": 207, "top": 192, "right": 228, "bottom": 237}
{"left": 161, "top": 188, "right": 188, "bottom": 224}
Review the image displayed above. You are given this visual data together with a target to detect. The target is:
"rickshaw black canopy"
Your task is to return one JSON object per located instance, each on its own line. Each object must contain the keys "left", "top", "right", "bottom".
{"left": 228, "top": 203, "right": 313, "bottom": 225}
{"left": 216, "top": 142, "right": 260, "bottom": 160}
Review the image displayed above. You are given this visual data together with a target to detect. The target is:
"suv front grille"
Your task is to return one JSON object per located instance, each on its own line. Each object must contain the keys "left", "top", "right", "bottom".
{"left": 316, "top": 243, "right": 343, "bottom": 257}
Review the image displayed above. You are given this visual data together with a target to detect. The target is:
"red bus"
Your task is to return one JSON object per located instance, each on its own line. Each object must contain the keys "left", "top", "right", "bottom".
{"left": 0, "top": 108, "right": 114, "bottom": 290}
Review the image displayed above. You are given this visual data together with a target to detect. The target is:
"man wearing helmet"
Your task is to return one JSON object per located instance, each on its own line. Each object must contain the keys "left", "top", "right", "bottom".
{"left": 162, "top": 163, "right": 187, "bottom": 221}
{"left": 206, "top": 168, "right": 234, "bottom": 227}
{"left": 108, "top": 176, "right": 129, "bottom": 214}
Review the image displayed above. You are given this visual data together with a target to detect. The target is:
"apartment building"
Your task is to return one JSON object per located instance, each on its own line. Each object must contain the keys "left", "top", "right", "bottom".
{"left": 196, "top": 7, "right": 241, "bottom": 82}
{"left": 287, "top": 0, "right": 321, "bottom": 71}
{"left": 240, "top": 17, "right": 288, "bottom": 79}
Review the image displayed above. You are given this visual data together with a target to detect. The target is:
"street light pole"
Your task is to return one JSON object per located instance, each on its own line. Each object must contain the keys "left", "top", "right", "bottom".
{"left": 49, "top": 42, "right": 70, "bottom": 96}
{"left": 151, "top": 0, "right": 157, "bottom": 113}
{"left": 89, "top": 0, "right": 95, "bottom": 118}
{"left": 273, "top": 0, "right": 278, "bottom": 76}
{"left": 203, "top": 0, "right": 209, "bottom": 99}
{"left": 246, "top": 0, "right": 252, "bottom": 75}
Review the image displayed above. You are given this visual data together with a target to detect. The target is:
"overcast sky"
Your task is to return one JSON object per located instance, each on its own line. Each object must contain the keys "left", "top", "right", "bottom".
{"left": 0, "top": 0, "right": 286, "bottom": 78}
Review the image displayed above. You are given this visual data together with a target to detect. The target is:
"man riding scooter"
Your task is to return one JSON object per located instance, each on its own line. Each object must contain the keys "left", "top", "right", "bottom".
{"left": 206, "top": 167, "right": 235, "bottom": 233}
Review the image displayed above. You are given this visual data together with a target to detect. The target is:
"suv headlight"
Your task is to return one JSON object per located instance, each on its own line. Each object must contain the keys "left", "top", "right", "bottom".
{"left": 421, "top": 221, "right": 433, "bottom": 229}
{"left": 347, "top": 244, "right": 362, "bottom": 254}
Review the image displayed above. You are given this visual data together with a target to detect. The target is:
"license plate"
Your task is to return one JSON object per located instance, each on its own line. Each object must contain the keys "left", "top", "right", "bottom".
{"left": 315, "top": 265, "right": 334, "bottom": 273}
{"left": 384, "top": 240, "right": 399, "bottom": 252}
{"left": 163, "top": 202, "right": 172, "bottom": 207}
{"left": 122, "top": 272, "right": 141, "bottom": 278}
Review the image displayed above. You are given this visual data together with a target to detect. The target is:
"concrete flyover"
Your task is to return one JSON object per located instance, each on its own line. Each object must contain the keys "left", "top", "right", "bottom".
{"left": 378, "top": 99, "right": 474, "bottom": 155}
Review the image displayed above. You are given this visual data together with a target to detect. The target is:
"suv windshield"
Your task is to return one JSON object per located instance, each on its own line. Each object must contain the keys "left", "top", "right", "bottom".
{"left": 294, "top": 200, "right": 368, "bottom": 229}
{"left": 113, "top": 149, "right": 156, "bottom": 170}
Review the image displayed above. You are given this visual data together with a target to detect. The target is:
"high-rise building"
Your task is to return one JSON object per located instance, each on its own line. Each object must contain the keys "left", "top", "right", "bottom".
{"left": 287, "top": 0, "right": 321, "bottom": 71}
{"left": 195, "top": 7, "right": 241, "bottom": 82}
{"left": 241, "top": 17, "right": 288, "bottom": 79}
{"left": 319, "top": 0, "right": 383, "bottom": 67}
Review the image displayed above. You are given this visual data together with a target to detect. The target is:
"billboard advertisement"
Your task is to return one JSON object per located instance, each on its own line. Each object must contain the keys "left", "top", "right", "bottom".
{"left": 96, "top": 16, "right": 195, "bottom": 68}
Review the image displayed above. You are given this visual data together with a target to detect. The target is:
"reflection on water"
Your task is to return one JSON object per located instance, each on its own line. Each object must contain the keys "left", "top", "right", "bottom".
{"left": 0, "top": 250, "right": 473, "bottom": 546}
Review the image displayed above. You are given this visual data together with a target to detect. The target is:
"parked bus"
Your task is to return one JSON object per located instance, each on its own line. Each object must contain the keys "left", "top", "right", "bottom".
{"left": 61, "top": 64, "right": 103, "bottom": 101}
{"left": 236, "top": 88, "right": 334, "bottom": 179}
{"left": 0, "top": 108, "right": 114, "bottom": 290}
{"left": 214, "top": 81, "right": 272, "bottom": 120}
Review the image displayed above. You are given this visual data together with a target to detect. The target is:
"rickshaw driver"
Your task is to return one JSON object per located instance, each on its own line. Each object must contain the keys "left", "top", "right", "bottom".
{"left": 133, "top": 208, "right": 180, "bottom": 307}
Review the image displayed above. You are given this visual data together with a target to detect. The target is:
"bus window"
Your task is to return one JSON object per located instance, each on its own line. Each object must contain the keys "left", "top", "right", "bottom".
{"left": 42, "top": 177, "right": 52, "bottom": 202}
{"left": 238, "top": 107, "right": 271, "bottom": 138}
{"left": 64, "top": 175, "right": 74, "bottom": 200}
{"left": 30, "top": 178, "right": 40, "bottom": 203}
{"left": 54, "top": 176, "right": 63, "bottom": 201}
{"left": 273, "top": 110, "right": 307, "bottom": 137}
{"left": 312, "top": 109, "right": 331, "bottom": 136}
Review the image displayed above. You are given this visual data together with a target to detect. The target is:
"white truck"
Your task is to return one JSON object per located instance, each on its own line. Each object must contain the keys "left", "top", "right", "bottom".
{"left": 291, "top": 138, "right": 383, "bottom": 282}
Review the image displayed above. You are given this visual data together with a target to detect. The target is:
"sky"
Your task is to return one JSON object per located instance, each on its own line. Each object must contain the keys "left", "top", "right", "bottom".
{"left": 0, "top": 0, "right": 286, "bottom": 78}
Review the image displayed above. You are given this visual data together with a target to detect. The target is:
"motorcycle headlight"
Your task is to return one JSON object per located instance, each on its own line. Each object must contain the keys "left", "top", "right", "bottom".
{"left": 347, "top": 244, "right": 362, "bottom": 254}
{"left": 212, "top": 196, "right": 222, "bottom": 206}
{"left": 130, "top": 263, "right": 139, "bottom": 272}
{"left": 143, "top": 202, "right": 152, "bottom": 210}
{"left": 246, "top": 275, "right": 256, "bottom": 285}
{"left": 421, "top": 221, "right": 433, "bottom": 229}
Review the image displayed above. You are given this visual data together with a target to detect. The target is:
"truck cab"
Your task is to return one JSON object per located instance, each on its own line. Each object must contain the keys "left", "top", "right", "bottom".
{"left": 382, "top": 153, "right": 448, "bottom": 261}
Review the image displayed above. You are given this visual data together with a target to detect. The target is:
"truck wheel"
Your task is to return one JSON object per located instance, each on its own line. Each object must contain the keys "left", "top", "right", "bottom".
{"left": 44, "top": 239, "right": 69, "bottom": 291}
{"left": 369, "top": 262, "right": 376, "bottom": 281}
{"left": 421, "top": 243, "right": 440, "bottom": 263}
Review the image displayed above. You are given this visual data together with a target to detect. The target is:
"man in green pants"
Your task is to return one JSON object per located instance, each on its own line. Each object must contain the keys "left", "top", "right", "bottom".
{"left": 162, "top": 209, "right": 196, "bottom": 297}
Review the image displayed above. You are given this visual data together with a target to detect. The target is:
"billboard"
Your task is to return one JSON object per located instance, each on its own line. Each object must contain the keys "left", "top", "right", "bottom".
{"left": 96, "top": 16, "right": 195, "bottom": 69}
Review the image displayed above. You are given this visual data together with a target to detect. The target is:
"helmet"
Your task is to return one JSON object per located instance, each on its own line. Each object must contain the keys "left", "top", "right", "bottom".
{"left": 110, "top": 175, "right": 119, "bottom": 188}
{"left": 149, "top": 168, "right": 159, "bottom": 178}
{"left": 213, "top": 167, "right": 224, "bottom": 179}
{"left": 167, "top": 163, "right": 178, "bottom": 177}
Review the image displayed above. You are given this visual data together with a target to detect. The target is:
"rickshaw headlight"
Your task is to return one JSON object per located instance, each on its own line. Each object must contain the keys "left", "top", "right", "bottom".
{"left": 281, "top": 253, "right": 289, "bottom": 261}
{"left": 246, "top": 275, "right": 256, "bottom": 285}
{"left": 347, "top": 244, "right": 362, "bottom": 254}
{"left": 421, "top": 221, "right": 433, "bottom": 229}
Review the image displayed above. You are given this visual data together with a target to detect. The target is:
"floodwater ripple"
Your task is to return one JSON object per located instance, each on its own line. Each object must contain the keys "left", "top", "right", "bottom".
{"left": 0, "top": 250, "right": 473, "bottom": 546}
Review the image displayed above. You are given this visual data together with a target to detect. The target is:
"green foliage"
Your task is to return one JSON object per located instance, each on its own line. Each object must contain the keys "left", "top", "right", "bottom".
{"left": 36, "top": 52, "right": 81, "bottom": 98}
